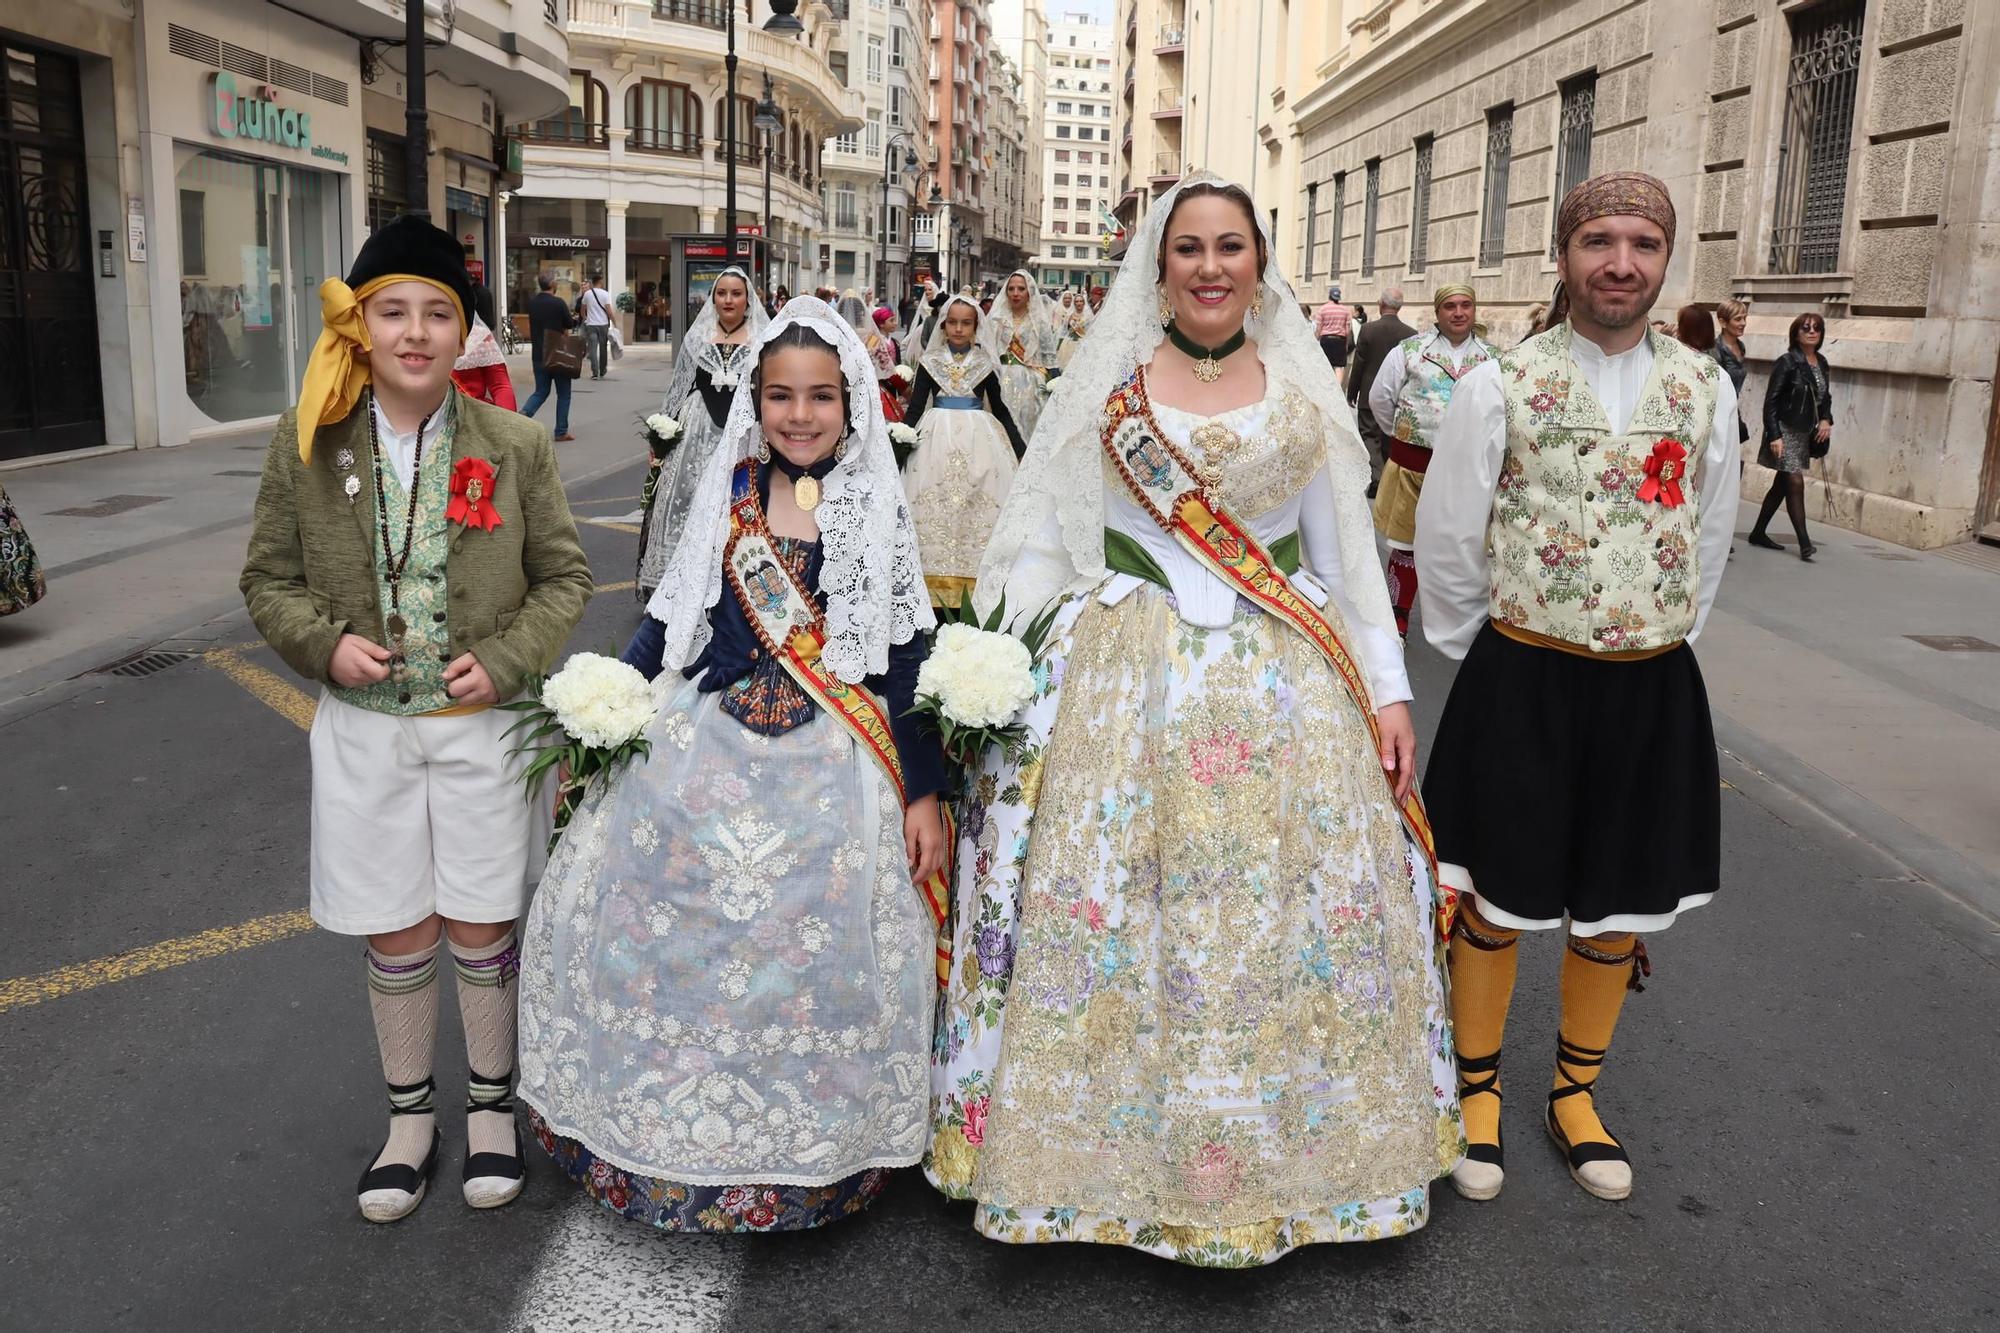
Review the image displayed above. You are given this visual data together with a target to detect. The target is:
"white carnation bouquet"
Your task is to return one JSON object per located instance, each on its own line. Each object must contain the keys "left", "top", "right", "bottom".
{"left": 502, "top": 651, "right": 659, "bottom": 844}
{"left": 639, "top": 412, "right": 684, "bottom": 507}
{"left": 888, "top": 421, "right": 920, "bottom": 467}
{"left": 889, "top": 362, "right": 915, "bottom": 388}
{"left": 910, "top": 591, "right": 1063, "bottom": 774}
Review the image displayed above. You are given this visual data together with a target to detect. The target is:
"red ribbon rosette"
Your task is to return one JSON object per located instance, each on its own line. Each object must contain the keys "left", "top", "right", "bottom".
{"left": 447, "top": 457, "right": 503, "bottom": 531}
{"left": 1635, "top": 438, "right": 1689, "bottom": 509}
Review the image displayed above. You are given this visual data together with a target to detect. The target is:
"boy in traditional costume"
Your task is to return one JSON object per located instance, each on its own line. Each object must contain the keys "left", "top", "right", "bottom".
{"left": 1367, "top": 284, "right": 1495, "bottom": 640}
{"left": 1415, "top": 173, "right": 1739, "bottom": 1203}
{"left": 240, "top": 215, "right": 593, "bottom": 1222}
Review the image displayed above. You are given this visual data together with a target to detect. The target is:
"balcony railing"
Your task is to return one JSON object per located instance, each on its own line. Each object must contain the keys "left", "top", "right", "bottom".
{"left": 1154, "top": 90, "right": 1184, "bottom": 116}
{"left": 629, "top": 127, "right": 702, "bottom": 155}
{"left": 522, "top": 119, "right": 609, "bottom": 148}
{"left": 651, "top": 0, "right": 735, "bottom": 29}
{"left": 1155, "top": 24, "right": 1186, "bottom": 51}
{"left": 1150, "top": 151, "right": 1181, "bottom": 179}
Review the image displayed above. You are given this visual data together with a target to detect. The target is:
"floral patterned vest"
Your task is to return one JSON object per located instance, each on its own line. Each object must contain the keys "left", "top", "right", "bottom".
{"left": 1391, "top": 332, "right": 1493, "bottom": 448}
{"left": 336, "top": 409, "right": 459, "bottom": 715}
{"left": 1489, "top": 324, "right": 1720, "bottom": 653}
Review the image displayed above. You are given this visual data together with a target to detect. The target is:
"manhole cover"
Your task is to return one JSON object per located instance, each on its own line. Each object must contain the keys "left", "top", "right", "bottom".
{"left": 214, "top": 469, "right": 264, "bottom": 477}
{"left": 1905, "top": 635, "right": 2000, "bottom": 652}
{"left": 49, "top": 494, "right": 169, "bottom": 519}
{"left": 88, "top": 649, "right": 196, "bottom": 678}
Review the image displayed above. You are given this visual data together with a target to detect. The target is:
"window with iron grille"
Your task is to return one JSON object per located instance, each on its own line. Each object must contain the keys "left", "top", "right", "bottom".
{"left": 366, "top": 133, "right": 405, "bottom": 233}
{"left": 627, "top": 80, "right": 702, "bottom": 155}
{"left": 1409, "top": 134, "right": 1434, "bottom": 273}
{"left": 1362, "top": 157, "right": 1380, "bottom": 276}
{"left": 1769, "top": 0, "right": 1864, "bottom": 275}
{"left": 1303, "top": 181, "right": 1318, "bottom": 283}
{"left": 1478, "top": 105, "right": 1513, "bottom": 268}
{"left": 1329, "top": 171, "right": 1345, "bottom": 279}
{"left": 1548, "top": 72, "right": 1596, "bottom": 258}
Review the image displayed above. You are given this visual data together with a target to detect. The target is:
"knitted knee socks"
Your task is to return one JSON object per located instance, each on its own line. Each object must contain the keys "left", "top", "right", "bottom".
{"left": 450, "top": 932, "right": 521, "bottom": 1161}
{"left": 365, "top": 941, "right": 439, "bottom": 1172}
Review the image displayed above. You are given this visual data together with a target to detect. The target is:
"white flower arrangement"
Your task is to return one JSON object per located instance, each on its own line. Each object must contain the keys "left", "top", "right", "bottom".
{"left": 502, "top": 652, "right": 660, "bottom": 845}
{"left": 890, "top": 362, "right": 915, "bottom": 384}
{"left": 911, "top": 592, "right": 1064, "bottom": 773}
{"left": 644, "top": 412, "right": 682, "bottom": 442}
{"left": 888, "top": 421, "right": 921, "bottom": 466}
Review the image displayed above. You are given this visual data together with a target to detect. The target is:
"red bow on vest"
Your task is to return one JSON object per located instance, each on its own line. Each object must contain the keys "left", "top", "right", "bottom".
{"left": 447, "top": 457, "right": 503, "bottom": 531}
{"left": 1636, "top": 438, "right": 1689, "bottom": 509}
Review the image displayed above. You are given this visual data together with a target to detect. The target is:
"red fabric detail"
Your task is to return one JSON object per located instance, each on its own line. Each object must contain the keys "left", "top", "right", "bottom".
{"left": 1388, "top": 438, "right": 1434, "bottom": 473}
{"left": 1636, "top": 438, "right": 1690, "bottom": 508}
{"left": 1386, "top": 549, "right": 1417, "bottom": 635}
{"left": 446, "top": 457, "right": 503, "bottom": 531}
{"left": 451, "top": 364, "right": 517, "bottom": 412}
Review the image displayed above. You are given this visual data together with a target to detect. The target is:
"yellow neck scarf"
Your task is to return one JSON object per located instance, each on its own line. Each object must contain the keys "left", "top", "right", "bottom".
{"left": 296, "top": 274, "right": 465, "bottom": 464}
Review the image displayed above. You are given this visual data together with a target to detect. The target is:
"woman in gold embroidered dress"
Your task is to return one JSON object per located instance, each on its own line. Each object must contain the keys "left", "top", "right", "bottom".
{"left": 925, "top": 173, "right": 1461, "bottom": 1266}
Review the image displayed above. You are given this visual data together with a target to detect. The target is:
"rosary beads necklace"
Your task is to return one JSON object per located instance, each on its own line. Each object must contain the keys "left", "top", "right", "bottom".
{"left": 369, "top": 391, "right": 442, "bottom": 685}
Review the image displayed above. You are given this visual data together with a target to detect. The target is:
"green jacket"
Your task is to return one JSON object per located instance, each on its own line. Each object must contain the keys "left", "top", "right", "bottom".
{"left": 240, "top": 394, "right": 593, "bottom": 700}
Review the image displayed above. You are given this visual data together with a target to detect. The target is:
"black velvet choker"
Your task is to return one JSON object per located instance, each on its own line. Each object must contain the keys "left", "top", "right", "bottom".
{"left": 764, "top": 451, "right": 840, "bottom": 483}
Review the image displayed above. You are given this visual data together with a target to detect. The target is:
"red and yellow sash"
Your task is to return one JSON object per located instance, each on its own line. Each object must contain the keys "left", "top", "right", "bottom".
{"left": 1100, "top": 370, "right": 1448, "bottom": 935}
{"left": 723, "top": 461, "right": 955, "bottom": 981}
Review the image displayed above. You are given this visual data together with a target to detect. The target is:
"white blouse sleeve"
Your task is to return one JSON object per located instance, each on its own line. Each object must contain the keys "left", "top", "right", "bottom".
{"left": 1413, "top": 361, "right": 1508, "bottom": 661}
{"left": 1368, "top": 343, "right": 1410, "bottom": 437}
{"left": 1299, "top": 467, "right": 1413, "bottom": 707}
{"left": 1689, "top": 373, "right": 1742, "bottom": 643}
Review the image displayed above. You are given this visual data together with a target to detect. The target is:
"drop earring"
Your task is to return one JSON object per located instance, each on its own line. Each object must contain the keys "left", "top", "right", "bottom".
{"left": 1251, "top": 289, "right": 1264, "bottom": 320}
{"left": 756, "top": 433, "right": 771, "bottom": 463}
{"left": 834, "top": 430, "right": 848, "bottom": 462}
{"left": 1158, "top": 291, "right": 1174, "bottom": 328}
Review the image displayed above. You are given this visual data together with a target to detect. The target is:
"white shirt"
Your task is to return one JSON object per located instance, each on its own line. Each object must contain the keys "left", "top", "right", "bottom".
{"left": 579, "top": 286, "right": 613, "bottom": 327}
{"left": 370, "top": 395, "right": 451, "bottom": 494}
{"left": 1091, "top": 397, "right": 1412, "bottom": 707}
{"left": 1367, "top": 330, "right": 1489, "bottom": 438}
{"left": 1413, "top": 330, "right": 1742, "bottom": 661}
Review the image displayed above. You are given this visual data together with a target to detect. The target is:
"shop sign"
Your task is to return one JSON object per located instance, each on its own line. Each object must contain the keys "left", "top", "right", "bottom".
{"left": 525, "top": 234, "right": 607, "bottom": 250}
{"left": 208, "top": 72, "right": 348, "bottom": 165}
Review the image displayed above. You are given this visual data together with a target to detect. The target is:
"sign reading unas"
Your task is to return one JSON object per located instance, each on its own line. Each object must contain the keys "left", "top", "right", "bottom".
{"left": 208, "top": 72, "right": 350, "bottom": 166}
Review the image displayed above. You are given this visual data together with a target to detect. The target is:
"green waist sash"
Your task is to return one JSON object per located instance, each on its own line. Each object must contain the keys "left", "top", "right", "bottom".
{"left": 1103, "top": 527, "right": 1300, "bottom": 589}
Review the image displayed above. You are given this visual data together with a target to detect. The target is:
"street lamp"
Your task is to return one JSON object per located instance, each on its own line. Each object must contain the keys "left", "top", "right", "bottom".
{"left": 878, "top": 133, "right": 920, "bottom": 300}
{"left": 755, "top": 74, "right": 782, "bottom": 296}
{"left": 726, "top": 2, "right": 805, "bottom": 246}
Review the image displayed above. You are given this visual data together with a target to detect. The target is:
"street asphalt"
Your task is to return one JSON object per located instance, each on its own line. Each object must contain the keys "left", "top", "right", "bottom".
{"left": 1, "top": 365, "right": 1995, "bottom": 1332}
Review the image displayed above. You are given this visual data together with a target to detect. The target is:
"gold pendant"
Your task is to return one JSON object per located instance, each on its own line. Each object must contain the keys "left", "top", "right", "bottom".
{"left": 1193, "top": 356, "right": 1222, "bottom": 384}
{"left": 793, "top": 474, "right": 822, "bottom": 510}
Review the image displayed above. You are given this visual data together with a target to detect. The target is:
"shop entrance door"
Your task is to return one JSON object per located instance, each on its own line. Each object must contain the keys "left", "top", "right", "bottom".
{"left": 0, "top": 39, "right": 104, "bottom": 460}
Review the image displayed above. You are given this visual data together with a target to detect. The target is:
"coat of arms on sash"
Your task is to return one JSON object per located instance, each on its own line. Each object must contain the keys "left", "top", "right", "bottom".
{"left": 744, "top": 558, "right": 790, "bottom": 620}
{"left": 1123, "top": 430, "right": 1175, "bottom": 493}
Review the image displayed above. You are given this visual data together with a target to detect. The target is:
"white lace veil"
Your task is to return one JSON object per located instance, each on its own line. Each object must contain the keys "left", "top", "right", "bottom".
{"left": 973, "top": 170, "right": 1392, "bottom": 636}
{"left": 662, "top": 267, "right": 767, "bottom": 415}
{"left": 641, "top": 296, "right": 934, "bottom": 683}
{"left": 921, "top": 294, "right": 1001, "bottom": 383}
{"left": 992, "top": 268, "right": 1062, "bottom": 354}
{"left": 835, "top": 290, "right": 872, "bottom": 336}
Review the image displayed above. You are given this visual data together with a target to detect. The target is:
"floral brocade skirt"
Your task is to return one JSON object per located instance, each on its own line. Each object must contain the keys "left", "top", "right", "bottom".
{"left": 927, "top": 583, "right": 1462, "bottom": 1267}
{"left": 528, "top": 1109, "right": 890, "bottom": 1233}
{"left": 0, "top": 482, "right": 46, "bottom": 617}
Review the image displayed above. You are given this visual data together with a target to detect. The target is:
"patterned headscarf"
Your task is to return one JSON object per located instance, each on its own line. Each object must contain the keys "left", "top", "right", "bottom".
{"left": 1555, "top": 172, "right": 1676, "bottom": 253}
{"left": 1433, "top": 283, "right": 1476, "bottom": 309}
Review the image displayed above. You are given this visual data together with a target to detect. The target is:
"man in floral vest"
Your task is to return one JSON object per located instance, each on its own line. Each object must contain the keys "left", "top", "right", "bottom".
{"left": 1413, "top": 173, "right": 1739, "bottom": 1205}
{"left": 241, "top": 216, "right": 592, "bottom": 1224}
{"left": 1367, "top": 283, "right": 1495, "bottom": 639}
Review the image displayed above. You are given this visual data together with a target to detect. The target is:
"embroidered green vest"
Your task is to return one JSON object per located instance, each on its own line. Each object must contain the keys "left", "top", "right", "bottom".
{"left": 1489, "top": 324, "right": 1720, "bottom": 654}
{"left": 337, "top": 407, "right": 460, "bottom": 714}
{"left": 1391, "top": 333, "right": 1492, "bottom": 447}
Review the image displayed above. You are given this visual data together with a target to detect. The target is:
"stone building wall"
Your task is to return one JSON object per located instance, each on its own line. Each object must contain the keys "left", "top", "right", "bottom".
{"left": 1293, "top": 0, "right": 2000, "bottom": 548}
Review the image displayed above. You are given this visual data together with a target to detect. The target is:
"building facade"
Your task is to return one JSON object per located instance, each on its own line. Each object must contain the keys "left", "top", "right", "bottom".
{"left": 1, "top": 0, "right": 566, "bottom": 461}
{"left": 927, "top": 0, "right": 992, "bottom": 290}
{"left": 517, "top": 0, "right": 862, "bottom": 339}
{"left": 1290, "top": 0, "right": 1998, "bottom": 549}
{"left": 1034, "top": 10, "right": 1114, "bottom": 291}
{"left": 984, "top": 49, "right": 1035, "bottom": 276}
{"left": 821, "top": 0, "right": 933, "bottom": 304}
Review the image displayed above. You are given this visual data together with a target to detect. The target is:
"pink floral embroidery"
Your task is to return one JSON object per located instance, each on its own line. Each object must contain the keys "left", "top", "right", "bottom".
{"left": 963, "top": 1095, "right": 990, "bottom": 1147}
{"left": 1188, "top": 731, "right": 1251, "bottom": 787}
{"left": 1183, "top": 1141, "right": 1244, "bottom": 1204}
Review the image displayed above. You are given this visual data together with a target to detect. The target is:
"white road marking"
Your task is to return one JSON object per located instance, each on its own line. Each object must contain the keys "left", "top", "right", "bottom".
{"left": 513, "top": 1195, "right": 744, "bottom": 1332}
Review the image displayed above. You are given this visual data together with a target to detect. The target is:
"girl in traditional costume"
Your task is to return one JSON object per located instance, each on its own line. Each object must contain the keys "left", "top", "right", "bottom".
{"left": 867, "top": 306, "right": 908, "bottom": 423}
{"left": 989, "top": 270, "right": 1062, "bottom": 442}
{"left": 636, "top": 267, "right": 767, "bottom": 598}
{"left": 926, "top": 173, "right": 1460, "bottom": 1266}
{"left": 517, "top": 297, "right": 951, "bottom": 1234}
{"left": 901, "top": 295, "right": 1026, "bottom": 607}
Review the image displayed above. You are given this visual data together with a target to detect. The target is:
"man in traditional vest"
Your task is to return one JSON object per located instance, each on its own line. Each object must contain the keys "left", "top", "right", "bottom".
{"left": 1414, "top": 173, "right": 1739, "bottom": 1204}
{"left": 1367, "top": 284, "right": 1495, "bottom": 640}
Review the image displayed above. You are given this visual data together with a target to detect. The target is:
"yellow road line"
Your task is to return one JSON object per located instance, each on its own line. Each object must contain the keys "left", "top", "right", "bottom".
{"left": 204, "top": 644, "right": 317, "bottom": 731}
{"left": 0, "top": 909, "right": 316, "bottom": 1014}
{"left": 586, "top": 519, "right": 641, "bottom": 534}
{"left": 594, "top": 580, "right": 635, "bottom": 595}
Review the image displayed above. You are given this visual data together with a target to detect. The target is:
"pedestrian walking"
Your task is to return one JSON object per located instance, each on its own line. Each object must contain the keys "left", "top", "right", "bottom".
{"left": 517, "top": 298, "right": 947, "bottom": 1235}
{"left": 1314, "top": 283, "right": 1353, "bottom": 382}
{"left": 1346, "top": 287, "right": 1415, "bottom": 491}
{"left": 933, "top": 172, "right": 1454, "bottom": 1266}
{"left": 1368, "top": 284, "right": 1497, "bottom": 640}
{"left": 1749, "top": 313, "right": 1834, "bottom": 561}
{"left": 1675, "top": 304, "right": 1714, "bottom": 353}
{"left": 1416, "top": 172, "right": 1740, "bottom": 1206}
{"left": 519, "top": 274, "right": 576, "bottom": 442}
{"left": 636, "top": 267, "right": 767, "bottom": 598}
{"left": 238, "top": 215, "right": 592, "bottom": 1224}
{"left": 575, "top": 273, "right": 614, "bottom": 379}
{"left": 0, "top": 480, "right": 46, "bottom": 616}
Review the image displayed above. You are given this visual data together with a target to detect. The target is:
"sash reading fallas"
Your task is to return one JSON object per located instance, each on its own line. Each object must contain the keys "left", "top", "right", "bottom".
{"left": 722, "top": 460, "right": 955, "bottom": 983}
{"left": 1099, "top": 369, "right": 1448, "bottom": 938}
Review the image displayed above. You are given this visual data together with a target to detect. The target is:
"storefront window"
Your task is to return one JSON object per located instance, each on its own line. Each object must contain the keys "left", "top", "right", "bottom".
{"left": 504, "top": 196, "right": 607, "bottom": 318}
{"left": 175, "top": 143, "right": 344, "bottom": 425}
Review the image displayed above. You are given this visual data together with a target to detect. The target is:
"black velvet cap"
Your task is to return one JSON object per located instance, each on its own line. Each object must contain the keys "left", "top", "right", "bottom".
{"left": 343, "top": 214, "right": 474, "bottom": 327}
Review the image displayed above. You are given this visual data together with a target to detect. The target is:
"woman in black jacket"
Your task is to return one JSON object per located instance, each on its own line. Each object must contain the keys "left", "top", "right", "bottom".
{"left": 1749, "top": 313, "right": 1834, "bottom": 561}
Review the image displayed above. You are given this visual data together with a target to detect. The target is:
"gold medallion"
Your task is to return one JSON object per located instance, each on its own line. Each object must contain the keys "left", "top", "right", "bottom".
{"left": 793, "top": 474, "right": 822, "bottom": 510}
{"left": 1189, "top": 421, "right": 1245, "bottom": 492}
{"left": 1193, "top": 356, "right": 1222, "bottom": 384}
